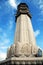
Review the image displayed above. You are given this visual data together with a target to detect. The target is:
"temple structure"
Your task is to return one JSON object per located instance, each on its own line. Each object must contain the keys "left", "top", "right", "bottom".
{"left": 0, "top": 3, "right": 43, "bottom": 65}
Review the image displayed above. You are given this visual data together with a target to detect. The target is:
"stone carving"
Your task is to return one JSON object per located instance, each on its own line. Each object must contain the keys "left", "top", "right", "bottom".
{"left": 7, "top": 44, "right": 15, "bottom": 58}
{"left": 21, "top": 43, "right": 31, "bottom": 55}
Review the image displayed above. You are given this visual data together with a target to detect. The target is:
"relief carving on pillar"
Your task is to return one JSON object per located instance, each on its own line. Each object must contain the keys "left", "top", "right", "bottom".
{"left": 21, "top": 43, "right": 31, "bottom": 55}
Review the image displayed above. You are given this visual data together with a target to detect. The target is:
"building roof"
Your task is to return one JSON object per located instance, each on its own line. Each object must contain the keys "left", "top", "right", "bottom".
{"left": 15, "top": 3, "right": 32, "bottom": 22}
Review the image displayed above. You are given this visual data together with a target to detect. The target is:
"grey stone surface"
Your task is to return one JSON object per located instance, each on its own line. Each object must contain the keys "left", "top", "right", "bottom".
{"left": 0, "top": 57, "right": 43, "bottom": 65}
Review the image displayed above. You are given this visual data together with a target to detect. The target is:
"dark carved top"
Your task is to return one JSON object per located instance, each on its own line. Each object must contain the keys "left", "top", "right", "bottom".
{"left": 15, "top": 3, "right": 31, "bottom": 22}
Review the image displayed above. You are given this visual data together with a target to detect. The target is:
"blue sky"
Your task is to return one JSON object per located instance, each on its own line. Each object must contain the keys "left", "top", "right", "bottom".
{"left": 0, "top": 0, "right": 43, "bottom": 60}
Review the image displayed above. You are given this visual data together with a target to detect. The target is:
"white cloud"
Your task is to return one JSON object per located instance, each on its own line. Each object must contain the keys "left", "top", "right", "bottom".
{"left": 9, "top": 0, "right": 17, "bottom": 9}
{"left": 34, "top": 30, "right": 40, "bottom": 37}
{"left": 0, "top": 32, "right": 10, "bottom": 61}
{"left": 39, "top": 4, "right": 43, "bottom": 9}
{"left": 0, "top": 33, "right": 10, "bottom": 60}
{"left": 0, "top": 52, "right": 6, "bottom": 61}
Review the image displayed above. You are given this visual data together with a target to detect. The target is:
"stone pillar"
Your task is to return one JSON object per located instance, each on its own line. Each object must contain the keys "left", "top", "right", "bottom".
{"left": 14, "top": 3, "right": 38, "bottom": 57}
